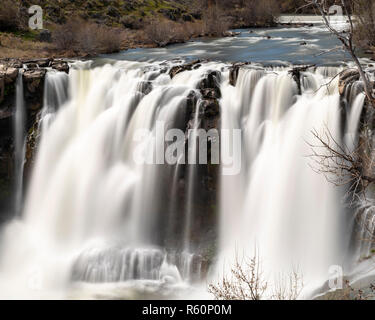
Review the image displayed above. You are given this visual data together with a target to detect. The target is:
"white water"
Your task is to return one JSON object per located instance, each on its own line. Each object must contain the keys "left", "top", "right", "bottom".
{"left": 218, "top": 66, "right": 364, "bottom": 297}
{"left": 345, "top": 88, "right": 365, "bottom": 151}
{"left": 13, "top": 71, "right": 26, "bottom": 216}
{"left": 0, "top": 61, "right": 368, "bottom": 299}
{"left": 184, "top": 99, "right": 202, "bottom": 253}
{"left": 0, "top": 61, "right": 222, "bottom": 299}
{"left": 41, "top": 71, "right": 69, "bottom": 132}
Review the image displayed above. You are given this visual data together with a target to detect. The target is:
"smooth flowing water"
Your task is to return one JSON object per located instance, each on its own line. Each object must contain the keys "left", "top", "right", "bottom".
{"left": 219, "top": 67, "right": 354, "bottom": 297}
{"left": 0, "top": 19, "right": 372, "bottom": 299}
{"left": 104, "top": 24, "right": 351, "bottom": 65}
{"left": 13, "top": 71, "right": 26, "bottom": 216}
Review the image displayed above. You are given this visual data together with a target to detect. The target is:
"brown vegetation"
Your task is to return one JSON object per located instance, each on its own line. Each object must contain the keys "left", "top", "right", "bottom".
{"left": 352, "top": 0, "right": 375, "bottom": 49}
{"left": 0, "top": 0, "right": 284, "bottom": 58}
{"left": 240, "top": 0, "right": 280, "bottom": 27}
{"left": 202, "top": 4, "right": 230, "bottom": 36}
{"left": 213, "top": 0, "right": 280, "bottom": 28}
{"left": 0, "top": 0, "right": 22, "bottom": 32}
{"left": 304, "top": 0, "right": 375, "bottom": 108}
{"left": 144, "top": 19, "right": 189, "bottom": 47}
{"left": 0, "top": 33, "right": 52, "bottom": 59}
{"left": 52, "top": 19, "right": 123, "bottom": 55}
{"left": 308, "top": 125, "right": 375, "bottom": 199}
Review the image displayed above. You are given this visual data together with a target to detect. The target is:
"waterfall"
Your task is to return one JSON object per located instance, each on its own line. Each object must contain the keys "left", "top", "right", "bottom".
{"left": 0, "top": 61, "right": 216, "bottom": 298}
{"left": 218, "top": 66, "right": 361, "bottom": 297}
{"left": 0, "top": 61, "right": 367, "bottom": 299}
{"left": 184, "top": 99, "right": 202, "bottom": 253}
{"left": 41, "top": 71, "right": 69, "bottom": 132}
{"left": 13, "top": 71, "right": 26, "bottom": 216}
{"left": 345, "top": 89, "right": 365, "bottom": 151}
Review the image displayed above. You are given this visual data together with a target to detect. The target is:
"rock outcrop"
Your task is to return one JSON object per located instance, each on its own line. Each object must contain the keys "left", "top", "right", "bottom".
{"left": 229, "top": 62, "right": 251, "bottom": 87}
{"left": 288, "top": 65, "right": 316, "bottom": 95}
{"left": 169, "top": 60, "right": 202, "bottom": 79}
{"left": 339, "top": 69, "right": 360, "bottom": 96}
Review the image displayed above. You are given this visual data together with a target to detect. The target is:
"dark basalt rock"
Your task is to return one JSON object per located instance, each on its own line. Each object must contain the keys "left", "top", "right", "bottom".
{"left": 201, "top": 99, "right": 220, "bottom": 118}
{"left": 137, "top": 80, "right": 153, "bottom": 96}
{"left": 25, "top": 63, "right": 38, "bottom": 69}
{"left": 0, "top": 58, "right": 71, "bottom": 218}
{"left": 23, "top": 69, "right": 47, "bottom": 96}
{"left": 198, "top": 71, "right": 221, "bottom": 92}
{"left": 339, "top": 69, "right": 360, "bottom": 96}
{"left": 201, "top": 88, "right": 221, "bottom": 100}
{"left": 51, "top": 60, "right": 70, "bottom": 74}
{"left": 0, "top": 64, "right": 18, "bottom": 108}
{"left": 169, "top": 60, "right": 202, "bottom": 79}
{"left": 24, "top": 59, "right": 52, "bottom": 68}
{"left": 186, "top": 90, "right": 199, "bottom": 116}
{"left": 229, "top": 62, "right": 251, "bottom": 87}
{"left": 0, "top": 59, "right": 23, "bottom": 69}
{"left": 0, "top": 64, "right": 18, "bottom": 85}
{"left": 288, "top": 64, "right": 316, "bottom": 95}
{"left": 170, "top": 67, "right": 223, "bottom": 252}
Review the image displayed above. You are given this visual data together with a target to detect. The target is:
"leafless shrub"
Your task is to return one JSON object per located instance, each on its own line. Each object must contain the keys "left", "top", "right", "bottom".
{"left": 52, "top": 19, "right": 122, "bottom": 54}
{"left": 208, "top": 250, "right": 303, "bottom": 300}
{"left": 202, "top": 4, "right": 230, "bottom": 36}
{"left": 77, "top": 23, "right": 122, "bottom": 54}
{"left": 303, "top": 0, "right": 375, "bottom": 108}
{"left": 208, "top": 250, "right": 267, "bottom": 300}
{"left": 52, "top": 20, "right": 78, "bottom": 51}
{"left": 185, "top": 21, "right": 205, "bottom": 38}
{"left": 352, "top": 0, "right": 375, "bottom": 48}
{"left": 0, "top": 0, "right": 21, "bottom": 31}
{"left": 307, "top": 125, "right": 375, "bottom": 201}
{"left": 272, "top": 268, "right": 304, "bottom": 300}
{"left": 145, "top": 19, "right": 189, "bottom": 47}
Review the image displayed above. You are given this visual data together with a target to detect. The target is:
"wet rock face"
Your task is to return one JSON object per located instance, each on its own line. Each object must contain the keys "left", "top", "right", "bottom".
{"left": 52, "top": 60, "right": 70, "bottom": 73}
{"left": 229, "top": 62, "right": 251, "bottom": 87}
{"left": 287, "top": 65, "right": 316, "bottom": 95}
{"left": 23, "top": 69, "right": 47, "bottom": 95}
{"left": 197, "top": 70, "right": 221, "bottom": 131}
{"left": 339, "top": 69, "right": 360, "bottom": 96}
{"left": 169, "top": 60, "right": 202, "bottom": 78}
{"left": 137, "top": 80, "right": 153, "bottom": 96}
{"left": 24, "top": 58, "right": 52, "bottom": 68}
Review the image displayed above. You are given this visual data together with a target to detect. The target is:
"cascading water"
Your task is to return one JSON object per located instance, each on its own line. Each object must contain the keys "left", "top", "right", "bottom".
{"left": 0, "top": 60, "right": 368, "bottom": 299}
{"left": 0, "top": 61, "right": 221, "bottom": 298}
{"left": 41, "top": 71, "right": 69, "bottom": 132}
{"left": 13, "top": 71, "right": 26, "bottom": 216}
{"left": 218, "top": 66, "right": 364, "bottom": 297}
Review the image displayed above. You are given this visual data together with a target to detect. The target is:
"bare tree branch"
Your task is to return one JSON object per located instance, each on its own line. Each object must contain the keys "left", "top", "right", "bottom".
{"left": 304, "top": 0, "right": 375, "bottom": 108}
